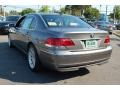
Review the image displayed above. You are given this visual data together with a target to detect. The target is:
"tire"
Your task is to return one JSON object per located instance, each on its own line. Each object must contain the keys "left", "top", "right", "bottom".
{"left": 109, "top": 32, "right": 112, "bottom": 35}
{"left": 117, "top": 27, "right": 120, "bottom": 30}
{"left": 118, "top": 27, "right": 120, "bottom": 30}
{"left": 116, "top": 27, "right": 119, "bottom": 30}
{"left": 8, "top": 35, "right": 14, "bottom": 48}
{"left": 27, "top": 44, "right": 43, "bottom": 72}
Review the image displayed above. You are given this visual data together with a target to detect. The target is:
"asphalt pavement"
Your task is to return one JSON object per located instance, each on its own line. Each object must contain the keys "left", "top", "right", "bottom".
{"left": 0, "top": 34, "right": 120, "bottom": 85}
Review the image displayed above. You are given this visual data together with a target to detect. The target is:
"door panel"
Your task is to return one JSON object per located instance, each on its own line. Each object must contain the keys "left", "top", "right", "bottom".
{"left": 13, "top": 27, "right": 22, "bottom": 47}
{"left": 18, "top": 29, "right": 29, "bottom": 51}
{"left": 13, "top": 16, "right": 26, "bottom": 48}
{"left": 17, "top": 16, "right": 35, "bottom": 52}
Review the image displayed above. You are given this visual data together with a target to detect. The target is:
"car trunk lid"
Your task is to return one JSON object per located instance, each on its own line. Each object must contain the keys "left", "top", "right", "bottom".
{"left": 46, "top": 27, "right": 109, "bottom": 51}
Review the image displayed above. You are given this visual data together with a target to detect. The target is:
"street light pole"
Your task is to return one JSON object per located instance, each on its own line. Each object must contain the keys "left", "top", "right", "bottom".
{"left": 106, "top": 5, "right": 108, "bottom": 16}
{"left": 100, "top": 5, "right": 101, "bottom": 13}
{"left": 52, "top": 6, "right": 55, "bottom": 13}
{"left": 70, "top": 6, "right": 72, "bottom": 15}
{"left": 105, "top": 5, "right": 108, "bottom": 22}
{"left": 37, "top": 5, "right": 39, "bottom": 13}
{"left": 3, "top": 5, "right": 6, "bottom": 18}
{"left": 114, "top": 8, "right": 116, "bottom": 24}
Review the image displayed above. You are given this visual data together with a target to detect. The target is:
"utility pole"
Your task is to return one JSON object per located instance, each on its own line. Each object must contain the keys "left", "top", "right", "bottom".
{"left": 100, "top": 5, "right": 101, "bottom": 13}
{"left": 0, "top": 5, "right": 2, "bottom": 15}
{"left": 106, "top": 5, "right": 108, "bottom": 16}
{"left": 59, "top": 5, "right": 62, "bottom": 13}
{"left": 114, "top": 8, "right": 116, "bottom": 24}
{"left": 60, "top": 5, "right": 61, "bottom": 9}
{"left": 105, "top": 5, "right": 108, "bottom": 22}
{"left": 3, "top": 5, "right": 6, "bottom": 18}
{"left": 37, "top": 5, "right": 39, "bottom": 13}
{"left": 52, "top": 6, "right": 55, "bottom": 13}
{"left": 69, "top": 6, "right": 72, "bottom": 15}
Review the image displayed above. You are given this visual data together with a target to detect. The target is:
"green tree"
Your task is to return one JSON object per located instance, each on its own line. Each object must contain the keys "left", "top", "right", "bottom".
{"left": 9, "top": 10, "right": 18, "bottom": 15}
{"left": 109, "top": 5, "right": 120, "bottom": 22}
{"left": 65, "top": 5, "right": 91, "bottom": 16}
{"left": 113, "top": 5, "right": 120, "bottom": 20}
{"left": 109, "top": 13, "right": 114, "bottom": 19}
{"left": 19, "top": 8, "right": 36, "bottom": 16}
{"left": 39, "top": 5, "right": 50, "bottom": 12}
{"left": 84, "top": 7, "right": 100, "bottom": 21}
{"left": 60, "top": 7, "right": 65, "bottom": 14}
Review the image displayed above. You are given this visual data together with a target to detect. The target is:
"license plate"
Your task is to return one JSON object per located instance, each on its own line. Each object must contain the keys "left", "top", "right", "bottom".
{"left": 85, "top": 40, "right": 98, "bottom": 49}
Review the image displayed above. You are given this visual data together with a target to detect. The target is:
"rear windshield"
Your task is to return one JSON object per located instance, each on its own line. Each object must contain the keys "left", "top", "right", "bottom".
{"left": 42, "top": 15, "right": 92, "bottom": 28}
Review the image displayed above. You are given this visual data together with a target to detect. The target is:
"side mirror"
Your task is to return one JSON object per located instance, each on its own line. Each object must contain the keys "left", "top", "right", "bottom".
{"left": 9, "top": 27, "right": 16, "bottom": 33}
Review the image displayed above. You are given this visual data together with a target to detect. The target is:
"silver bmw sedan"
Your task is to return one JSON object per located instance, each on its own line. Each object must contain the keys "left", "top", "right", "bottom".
{"left": 8, "top": 13, "right": 112, "bottom": 72}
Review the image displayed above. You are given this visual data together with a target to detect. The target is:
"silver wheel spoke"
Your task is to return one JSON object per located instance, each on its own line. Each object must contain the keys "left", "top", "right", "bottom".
{"left": 8, "top": 38, "right": 10, "bottom": 47}
{"left": 28, "top": 47, "right": 36, "bottom": 69}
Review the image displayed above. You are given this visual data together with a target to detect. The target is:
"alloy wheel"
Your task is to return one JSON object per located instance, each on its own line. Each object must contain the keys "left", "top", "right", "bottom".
{"left": 28, "top": 47, "right": 36, "bottom": 69}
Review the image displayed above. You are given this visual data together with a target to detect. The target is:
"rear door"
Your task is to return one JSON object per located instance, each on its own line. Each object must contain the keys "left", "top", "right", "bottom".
{"left": 17, "top": 16, "right": 34, "bottom": 52}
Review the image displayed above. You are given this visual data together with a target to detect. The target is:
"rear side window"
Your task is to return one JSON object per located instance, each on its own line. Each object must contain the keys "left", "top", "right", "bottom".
{"left": 29, "top": 18, "right": 36, "bottom": 30}
{"left": 22, "top": 17, "right": 33, "bottom": 29}
{"left": 42, "top": 15, "right": 92, "bottom": 28}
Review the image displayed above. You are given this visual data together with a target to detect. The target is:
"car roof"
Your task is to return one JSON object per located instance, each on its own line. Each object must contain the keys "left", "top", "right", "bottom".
{"left": 27, "top": 13, "right": 74, "bottom": 17}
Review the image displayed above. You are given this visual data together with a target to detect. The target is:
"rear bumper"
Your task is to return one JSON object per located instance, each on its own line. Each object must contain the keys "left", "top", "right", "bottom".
{"left": 39, "top": 46, "right": 112, "bottom": 72}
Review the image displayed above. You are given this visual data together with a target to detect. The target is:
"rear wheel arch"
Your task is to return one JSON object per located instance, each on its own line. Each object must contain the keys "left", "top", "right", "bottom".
{"left": 27, "top": 42, "right": 41, "bottom": 63}
{"left": 27, "top": 41, "right": 40, "bottom": 54}
{"left": 27, "top": 42, "right": 43, "bottom": 72}
{"left": 27, "top": 42, "right": 34, "bottom": 51}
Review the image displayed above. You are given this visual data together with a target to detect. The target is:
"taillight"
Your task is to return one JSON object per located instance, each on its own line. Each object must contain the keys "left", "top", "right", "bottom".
{"left": 45, "top": 38, "right": 75, "bottom": 47}
{"left": 104, "top": 35, "right": 110, "bottom": 45}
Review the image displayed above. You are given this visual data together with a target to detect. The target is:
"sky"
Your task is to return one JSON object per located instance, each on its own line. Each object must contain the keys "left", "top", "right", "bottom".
{"left": 3, "top": 5, "right": 114, "bottom": 15}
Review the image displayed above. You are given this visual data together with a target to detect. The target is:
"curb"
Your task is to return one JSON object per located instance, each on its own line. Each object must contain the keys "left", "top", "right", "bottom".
{"left": 113, "top": 32, "right": 120, "bottom": 37}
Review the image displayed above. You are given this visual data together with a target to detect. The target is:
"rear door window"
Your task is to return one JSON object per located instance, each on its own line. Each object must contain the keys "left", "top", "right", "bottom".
{"left": 16, "top": 16, "right": 26, "bottom": 28}
{"left": 29, "top": 18, "right": 37, "bottom": 30}
{"left": 22, "top": 17, "right": 34, "bottom": 29}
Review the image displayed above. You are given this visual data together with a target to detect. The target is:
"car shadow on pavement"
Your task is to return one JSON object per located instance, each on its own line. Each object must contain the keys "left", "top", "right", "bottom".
{"left": 117, "top": 44, "right": 120, "bottom": 47}
{"left": 0, "top": 42, "right": 89, "bottom": 84}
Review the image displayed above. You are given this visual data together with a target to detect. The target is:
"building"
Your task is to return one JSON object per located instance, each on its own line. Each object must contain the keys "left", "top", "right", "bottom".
{"left": 0, "top": 5, "right": 3, "bottom": 16}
